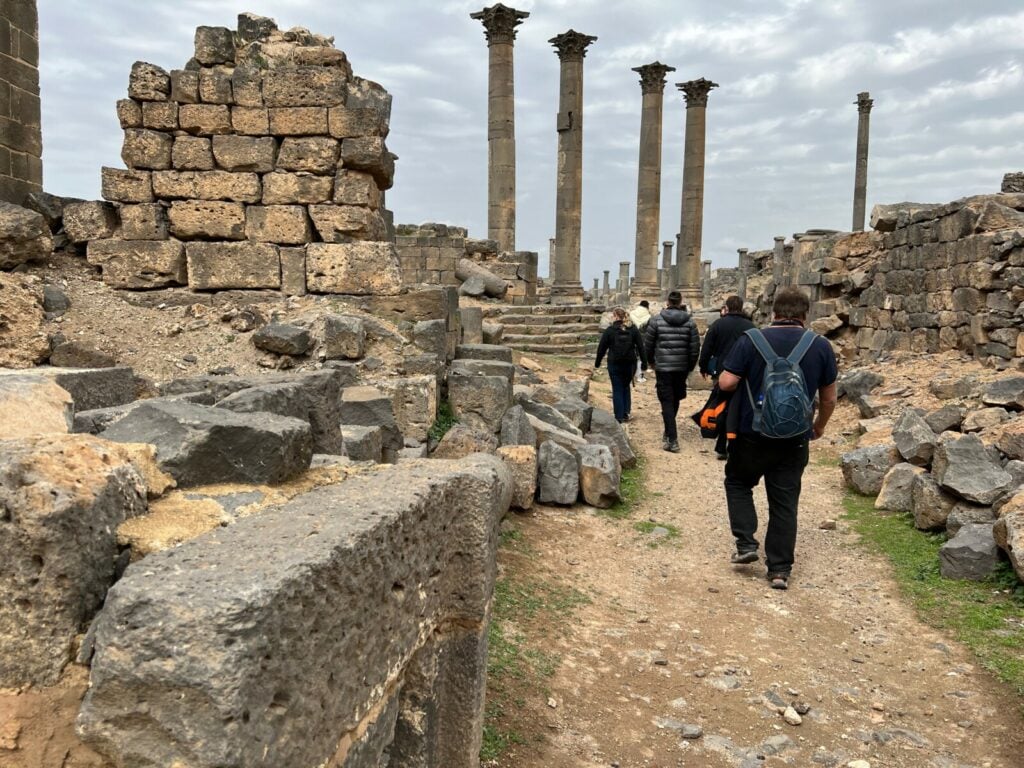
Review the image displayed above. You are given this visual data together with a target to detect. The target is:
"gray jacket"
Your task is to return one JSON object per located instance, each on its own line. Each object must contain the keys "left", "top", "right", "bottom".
{"left": 644, "top": 307, "right": 701, "bottom": 373}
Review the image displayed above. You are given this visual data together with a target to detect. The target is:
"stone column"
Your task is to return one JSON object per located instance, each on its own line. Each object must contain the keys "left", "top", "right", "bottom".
{"left": 631, "top": 62, "right": 675, "bottom": 297}
{"left": 661, "top": 240, "right": 673, "bottom": 292}
{"left": 736, "top": 248, "right": 748, "bottom": 301}
{"left": 618, "top": 261, "right": 630, "bottom": 296}
{"left": 602, "top": 269, "right": 610, "bottom": 295}
{"left": 772, "top": 235, "right": 786, "bottom": 287}
{"left": 471, "top": 5, "right": 529, "bottom": 253}
{"left": 592, "top": 277, "right": 599, "bottom": 294}
{"left": 701, "top": 260, "right": 712, "bottom": 308}
{"left": 852, "top": 91, "right": 872, "bottom": 232}
{"left": 675, "top": 78, "right": 719, "bottom": 304}
{"left": 549, "top": 30, "right": 597, "bottom": 304}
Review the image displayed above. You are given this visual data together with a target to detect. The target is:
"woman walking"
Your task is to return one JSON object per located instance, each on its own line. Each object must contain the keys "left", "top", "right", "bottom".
{"left": 595, "top": 307, "right": 648, "bottom": 423}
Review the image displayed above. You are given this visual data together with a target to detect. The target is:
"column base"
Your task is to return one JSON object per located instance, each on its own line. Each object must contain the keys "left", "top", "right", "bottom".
{"left": 549, "top": 282, "right": 584, "bottom": 305}
{"left": 675, "top": 286, "right": 702, "bottom": 310}
{"left": 629, "top": 280, "right": 662, "bottom": 301}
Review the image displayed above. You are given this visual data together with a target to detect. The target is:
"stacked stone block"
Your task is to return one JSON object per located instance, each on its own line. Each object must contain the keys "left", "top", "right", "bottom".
{"left": 0, "top": 0, "right": 41, "bottom": 203}
{"left": 87, "top": 14, "right": 401, "bottom": 296}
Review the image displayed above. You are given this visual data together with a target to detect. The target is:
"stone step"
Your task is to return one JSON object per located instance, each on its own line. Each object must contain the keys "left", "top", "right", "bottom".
{"left": 497, "top": 313, "right": 591, "bottom": 326}
{"left": 506, "top": 342, "right": 587, "bottom": 355}
{"left": 499, "top": 323, "right": 600, "bottom": 336}
{"left": 503, "top": 332, "right": 599, "bottom": 345}
{"left": 481, "top": 304, "right": 605, "bottom": 318}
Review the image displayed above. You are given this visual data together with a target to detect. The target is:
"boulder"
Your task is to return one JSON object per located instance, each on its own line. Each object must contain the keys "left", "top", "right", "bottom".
{"left": 836, "top": 369, "right": 883, "bottom": 410}
{"left": 995, "top": 418, "right": 1024, "bottom": 460}
{"left": 589, "top": 408, "right": 636, "bottom": 469}
{"left": 0, "top": 374, "right": 73, "bottom": 438}
{"left": 577, "top": 443, "right": 621, "bottom": 509}
{"left": 448, "top": 372, "right": 512, "bottom": 434}
{"left": 892, "top": 410, "right": 936, "bottom": 466}
{"left": 994, "top": 491, "right": 1024, "bottom": 580}
{"left": 538, "top": 440, "right": 579, "bottom": 505}
{"left": 981, "top": 377, "right": 1024, "bottom": 411}
{"left": 932, "top": 433, "right": 1013, "bottom": 505}
{"left": 527, "top": 414, "right": 587, "bottom": 453}
{"left": 531, "top": 379, "right": 590, "bottom": 406}
{"left": 496, "top": 444, "right": 537, "bottom": 510}
{"left": 102, "top": 401, "right": 313, "bottom": 487}
{"left": 0, "top": 273, "right": 50, "bottom": 367}
{"left": 340, "top": 386, "right": 402, "bottom": 455}
{"left": 925, "top": 404, "right": 964, "bottom": 434}
{"left": 341, "top": 424, "right": 382, "bottom": 462}
{"left": 515, "top": 392, "right": 582, "bottom": 436}
{"left": 874, "top": 463, "right": 926, "bottom": 513}
{"left": 24, "top": 190, "right": 78, "bottom": 232}
{"left": 946, "top": 503, "right": 996, "bottom": 536}
{"left": 974, "top": 200, "right": 1024, "bottom": 232}
{"left": 911, "top": 473, "right": 958, "bottom": 531}
{"left": 962, "top": 407, "right": 1010, "bottom": 433}
{"left": 930, "top": 374, "right": 978, "bottom": 401}
{"left": 499, "top": 404, "right": 536, "bottom": 447}
{"left": 553, "top": 397, "right": 594, "bottom": 434}
{"left": 482, "top": 321, "right": 504, "bottom": 345}
{"left": 0, "top": 202, "right": 53, "bottom": 269}
{"left": 322, "top": 314, "right": 366, "bottom": 360}
{"left": 49, "top": 339, "right": 117, "bottom": 368}
{"left": 840, "top": 444, "right": 900, "bottom": 496}
{"left": 0, "top": 435, "right": 147, "bottom": 686}
{"left": 939, "top": 524, "right": 1000, "bottom": 581}
{"left": 455, "top": 344, "right": 514, "bottom": 364}
{"left": 432, "top": 423, "right": 498, "bottom": 460}
{"left": 252, "top": 323, "right": 312, "bottom": 356}
{"left": 455, "top": 258, "right": 507, "bottom": 298}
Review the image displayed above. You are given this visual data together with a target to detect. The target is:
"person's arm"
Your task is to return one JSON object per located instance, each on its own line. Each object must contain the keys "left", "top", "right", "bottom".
{"left": 718, "top": 370, "right": 741, "bottom": 392}
{"left": 634, "top": 327, "right": 648, "bottom": 370}
{"left": 594, "top": 328, "right": 609, "bottom": 368}
{"left": 813, "top": 382, "right": 837, "bottom": 439}
{"left": 717, "top": 335, "right": 751, "bottom": 393}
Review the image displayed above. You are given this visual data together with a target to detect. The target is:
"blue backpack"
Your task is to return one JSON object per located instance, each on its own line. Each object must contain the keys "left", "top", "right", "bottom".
{"left": 744, "top": 328, "right": 816, "bottom": 439}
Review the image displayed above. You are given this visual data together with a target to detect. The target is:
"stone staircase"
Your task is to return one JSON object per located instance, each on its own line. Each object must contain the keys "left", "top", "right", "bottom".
{"left": 481, "top": 304, "right": 605, "bottom": 356}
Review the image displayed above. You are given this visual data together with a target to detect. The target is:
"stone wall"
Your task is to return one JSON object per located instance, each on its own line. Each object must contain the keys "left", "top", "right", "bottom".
{"left": 0, "top": 0, "right": 42, "bottom": 203}
{"left": 83, "top": 14, "right": 402, "bottom": 297}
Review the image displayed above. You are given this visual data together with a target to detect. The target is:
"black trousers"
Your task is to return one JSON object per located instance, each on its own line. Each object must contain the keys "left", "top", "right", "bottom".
{"left": 655, "top": 370, "right": 687, "bottom": 441}
{"left": 724, "top": 434, "right": 809, "bottom": 575}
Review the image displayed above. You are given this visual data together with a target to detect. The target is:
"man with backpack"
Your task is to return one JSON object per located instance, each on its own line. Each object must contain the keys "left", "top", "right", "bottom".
{"left": 716, "top": 287, "right": 838, "bottom": 590}
{"left": 699, "top": 295, "right": 755, "bottom": 459}
{"left": 644, "top": 290, "right": 701, "bottom": 453}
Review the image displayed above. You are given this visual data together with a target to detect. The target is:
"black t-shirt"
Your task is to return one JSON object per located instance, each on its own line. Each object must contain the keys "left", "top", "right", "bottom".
{"left": 721, "top": 322, "right": 838, "bottom": 437}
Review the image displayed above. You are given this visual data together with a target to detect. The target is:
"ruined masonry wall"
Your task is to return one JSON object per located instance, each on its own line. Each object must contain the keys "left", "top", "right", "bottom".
{"left": 0, "top": 0, "right": 41, "bottom": 203}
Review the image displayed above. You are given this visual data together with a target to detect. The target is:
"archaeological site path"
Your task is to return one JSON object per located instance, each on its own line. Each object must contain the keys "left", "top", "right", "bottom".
{"left": 490, "top": 368, "right": 1024, "bottom": 768}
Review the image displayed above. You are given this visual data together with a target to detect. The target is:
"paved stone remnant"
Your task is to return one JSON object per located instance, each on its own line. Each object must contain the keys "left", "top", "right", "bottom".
{"left": 77, "top": 456, "right": 512, "bottom": 768}
{"left": 939, "top": 523, "right": 999, "bottom": 581}
{"left": 548, "top": 29, "right": 597, "bottom": 304}
{"left": 0, "top": 435, "right": 147, "bottom": 687}
{"left": 538, "top": 439, "right": 579, "bottom": 504}
{"left": 631, "top": 62, "right": 675, "bottom": 298}
{"left": 674, "top": 77, "right": 718, "bottom": 304}
{"left": 577, "top": 443, "right": 621, "bottom": 508}
{"left": 852, "top": 92, "right": 873, "bottom": 232}
{"left": 840, "top": 444, "right": 900, "bottom": 496}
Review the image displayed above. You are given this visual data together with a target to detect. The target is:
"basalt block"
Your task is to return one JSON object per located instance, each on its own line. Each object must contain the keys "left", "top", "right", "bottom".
{"left": 306, "top": 242, "right": 403, "bottom": 295}
{"left": 186, "top": 242, "right": 281, "bottom": 290}
{"left": 87, "top": 239, "right": 187, "bottom": 289}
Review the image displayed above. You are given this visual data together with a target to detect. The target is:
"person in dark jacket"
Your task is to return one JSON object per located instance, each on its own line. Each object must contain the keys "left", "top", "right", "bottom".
{"left": 699, "top": 295, "right": 755, "bottom": 458}
{"left": 643, "top": 290, "right": 701, "bottom": 452}
{"left": 595, "top": 307, "right": 647, "bottom": 423}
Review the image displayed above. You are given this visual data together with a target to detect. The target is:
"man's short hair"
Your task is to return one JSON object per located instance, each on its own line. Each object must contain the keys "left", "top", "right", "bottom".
{"left": 725, "top": 295, "right": 743, "bottom": 313}
{"left": 666, "top": 290, "right": 682, "bottom": 307}
{"left": 639, "top": 300, "right": 650, "bottom": 309}
{"left": 772, "top": 287, "right": 811, "bottom": 320}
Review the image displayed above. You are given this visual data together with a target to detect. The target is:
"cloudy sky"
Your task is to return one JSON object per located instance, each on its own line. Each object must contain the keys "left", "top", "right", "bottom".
{"left": 39, "top": 1, "right": 1024, "bottom": 284}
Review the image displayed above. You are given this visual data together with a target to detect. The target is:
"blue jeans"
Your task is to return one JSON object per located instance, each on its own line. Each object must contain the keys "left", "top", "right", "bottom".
{"left": 608, "top": 361, "right": 634, "bottom": 421}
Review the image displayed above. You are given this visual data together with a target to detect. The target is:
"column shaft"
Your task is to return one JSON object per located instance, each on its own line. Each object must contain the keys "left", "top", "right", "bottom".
{"left": 737, "top": 248, "right": 748, "bottom": 302}
{"left": 701, "top": 260, "right": 712, "bottom": 308}
{"left": 852, "top": 91, "right": 872, "bottom": 232}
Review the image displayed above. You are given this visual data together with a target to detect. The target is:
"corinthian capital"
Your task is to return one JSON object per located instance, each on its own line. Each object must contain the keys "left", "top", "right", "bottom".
{"left": 470, "top": 4, "right": 529, "bottom": 45}
{"left": 549, "top": 30, "right": 598, "bottom": 61}
{"left": 855, "top": 91, "right": 873, "bottom": 114}
{"left": 632, "top": 62, "right": 676, "bottom": 94}
{"left": 676, "top": 78, "right": 719, "bottom": 108}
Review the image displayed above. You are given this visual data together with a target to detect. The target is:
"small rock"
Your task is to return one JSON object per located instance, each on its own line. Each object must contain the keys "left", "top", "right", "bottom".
{"left": 546, "top": 696, "right": 557, "bottom": 709}
{"left": 847, "top": 761, "right": 871, "bottom": 768}
{"left": 252, "top": 323, "right": 312, "bottom": 356}
{"left": 679, "top": 724, "right": 703, "bottom": 739}
{"left": 819, "top": 519, "right": 837, "bottom": 530}
{"left": 782, "top": 706, "right": 802, "bottom": 725}
{"left": 794, "top": 702, "right": 811, "bottom": 715}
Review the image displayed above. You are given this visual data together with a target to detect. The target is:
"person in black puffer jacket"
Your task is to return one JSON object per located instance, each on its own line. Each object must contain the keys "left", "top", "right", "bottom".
{"left": 699, "top": 295, "right": 755, "bottom": 457}
{"left": 644, "top": 290, "right": 701, "bottom": 452}
{"left": 595, "top": 307, "right": 647, "bottom": 423}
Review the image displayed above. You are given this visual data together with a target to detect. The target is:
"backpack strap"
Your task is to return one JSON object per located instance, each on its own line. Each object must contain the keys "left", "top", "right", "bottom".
{"left": 786, "top": 330, "right": 817, "bottom": 365}
{"left": 744, "top": 328, "right": 778, "bottom": 364}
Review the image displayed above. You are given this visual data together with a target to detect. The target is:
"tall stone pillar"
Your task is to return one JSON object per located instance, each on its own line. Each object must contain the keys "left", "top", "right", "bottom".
{"left": 852, "top": 91, "right": 872, "bottom": 232}
{"left": 736, "top": 248, "right": 748, "bottom": 301}
{"left": 631, "top": 62, "right": 675, "bottom": 297}
{"left": 618, "top": 261, "right": 630, "bottom": 296}
{"left": 772, "top": 235, "right": 786, "bottom": 287}
{"left": 701, "top": 260, "right": 712, "bottom": 307}
{"left": 471, "top": 4, "right": 529, "bottom": 253}
{"left": 675, "top": 78, "right": 719, "bottom": 304}
{"left": 592, "top": 277, "right": 599, "bottom": 294}
{"left": 602, "top": 269, "right": 610, "bottom": 295}
{"left": 661, "top": 240, "right": 673, "bottom": 292}
{"left": 549, "top": 30, "right": 597, "bottom": 304}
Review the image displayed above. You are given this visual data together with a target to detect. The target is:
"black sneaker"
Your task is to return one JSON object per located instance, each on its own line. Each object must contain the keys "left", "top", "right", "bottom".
{"left": 767, "top": 572, "right": 790, "bottom": 590}
{"left": 662, "top": 437, "right": 670, "bottom": 450}
{"left": 730, "top": 550, "right": 759, "bottom": 565}
{"left": 715, "top": 451, "right": 728, "bottom": 461}
{"left": 667, "top": 440, "right": 680, "bottom": 453}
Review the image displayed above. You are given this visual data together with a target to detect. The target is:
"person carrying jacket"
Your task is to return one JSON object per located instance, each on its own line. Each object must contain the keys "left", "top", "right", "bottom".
{"left": 595, "top": 307, "right": 647, "bottom": 423}
{"left": 643, "top": 290, "right": 700, "bottom": 452}
{"left": 699, "top": 295, "right": 755, "bottom": 458}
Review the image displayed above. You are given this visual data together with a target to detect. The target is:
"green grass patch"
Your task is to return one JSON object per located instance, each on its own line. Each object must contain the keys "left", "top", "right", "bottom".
{"left": 427, "top": 399, "right": 457, "bottom": 442}
{"left": 600, "top": 456, "right": 645, "bottom": 520}
{"left": 843, "top": 493, "right": 1024, "bottom": 698}
{"left": 633, "top": 519, "right": 680, "bottom": 547}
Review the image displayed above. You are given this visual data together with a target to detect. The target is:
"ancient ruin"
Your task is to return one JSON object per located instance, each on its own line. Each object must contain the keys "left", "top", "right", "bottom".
{"left": 0, "top": 0, "right": 41, "bottom": 203}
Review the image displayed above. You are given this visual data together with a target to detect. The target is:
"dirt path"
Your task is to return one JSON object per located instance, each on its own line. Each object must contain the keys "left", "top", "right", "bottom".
{"left": 492, "top": 370, "right": 1024, "bottom": 768}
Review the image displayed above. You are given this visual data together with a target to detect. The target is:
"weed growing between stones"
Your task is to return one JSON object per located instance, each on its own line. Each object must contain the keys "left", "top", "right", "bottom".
{"left": 427, "top": 398, "right": 457, "bottom": 442}
{"left": 843, "top": 492, "right": 1024, "bottom": 701}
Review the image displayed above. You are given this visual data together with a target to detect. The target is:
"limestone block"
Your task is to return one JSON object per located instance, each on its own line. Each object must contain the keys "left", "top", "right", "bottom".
{"left": 433, "top": 423, "right": 498, "bottom": 460}
{"left": 500, "top": 404, "right": 537, "bottom": 447}
{"left": 262, "top": 172, "right": 333, "bottom": 204}
{"left": 340, "top": 136, "right": 394, "bottom": 189}
{"left": 306, "top": 242, "right": 403, "bottom": 295}
{"left": 309, "top": 204, "right": 386, "bottom": 241}
{"left": 334, "top": 169, "right": 381, "bottom": 208}
{"left": 121, "top": 129, "right": 173, "bottom": 170}
{"left": 116, "top": 98, "right": 142, "bottom": 128}
{"left": 152, "top": 170, "right": 261, "bottom": 202}
{"left": 448, "top": 372, "right": 512, "bottom": 434}
{"left": 211, "top": 135, "right": 277, "bottom": 172}
{"left": 932, "top": 433, "right": 1013, "bottom": 505}
{"left": 946, "top": 503, "right": 996, "bottom": 536}
{"left": 245, "top": 205, "right": 312, "bottom": 244}
{"left": 141, "top": 101, "right": 178, "bottom": 130}
{"left": 87, "top": 239, "right": 186, "bottom": 289}
{"left": 172, "top": 136, "right": 214, "bottom": 170}
{"left": 322, "top": 314, "right": 365, "bottom": 360}
{"left": 168, "top": 200, "right": 245, "bottom": 240}
{"left": 588, "top": 408, "right": 636, "bottom": 469}
{"left": 170, "top": 69, "right": 199, "bottom": 104}
{"left": 277, "top": 136, "right": 339, "bottom": 174}
{"left": 911, "top": 473, "right": 958, "bottom": 530}
{"left": 262, "top": 67, "right": 348, "bottom": 107}
{"left": 128, "top": 61, "right": 170, "bottom": 101}
{"left": 840, "top": 444, "right": 900, "bottom": 496}
{"left": 340, "top": 386, "right": 402, "bottom": 452}
{"left": 0, "top": 435, "right": 147, "bottom": 687}
{"left": 231, "top": 106, "right": 270, "bottom": 135}
{"left": 198, "top": 66, "right": 233, "bottom": 104}
{"left": 577, "top": 443, "right": 621, "bottom": 508}
{"left": 874, "top": 462, "right": 925, "bottom": 512}
{"left": 252, "top": 323, "right": 312, "bottom": 356}
{"left": 102, "top": 167, "right": 153, "bottom": 203}
{"left": 346, "top": 76, "right": 393, "bottom": 127}
{"left": 193, "top": 26, "right": 235, "bottom": 65}
{"left": 178, "top": 103, "right": 232, "bottom": 135}
{"left": 891, "top": 410, "right": 937, "bottom": 466}
{"left": 0, "top": 374, "right": 73, "bottom": 438}
{"left": 342, "top": 424, "right": 382, "bottom": 462}
{"left": 186, "top": 242, "right": 281, "bottom": 290}
{"left": 538, "top": 440, "right": 579, "bottom": 505}
{"left": 103, "top": 400, "right": 312, "bottom": 487}
{"left": 497, "top": 444, "right": 537, "bottom": 510}
{"left": 328, "top": 106, "right": 386, "bottom": 138}
{"left": 939, "top": 524, "right": 999, "bottom": 581}
{"left": 268, "top": 106, "right": 329, "bottom": 135}
{"left": 280, "top": 246, "right": 307, "bottom": 296}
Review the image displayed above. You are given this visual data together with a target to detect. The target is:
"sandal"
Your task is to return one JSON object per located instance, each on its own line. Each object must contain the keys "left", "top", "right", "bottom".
{"left": 767, "top": 573, "right": 789, "bottom": 590}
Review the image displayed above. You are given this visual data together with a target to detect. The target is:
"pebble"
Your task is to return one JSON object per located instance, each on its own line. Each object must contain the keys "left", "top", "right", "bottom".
{"left": 679, "top": 723, "right": 703, "bottom": 739}
{"left": 783, "top": 706, "right": 802, "bottom": 725}
{"left": 820, "top": 519, "right": 838, "bottom": 530}
{"left": 847, "top": 761, "right": 871, "bottom": 768}
{"left": 546, "top": 696, "right": 557, "bottom": 708}
{"left": 794, "top": 702, "right": 811, "bottom": 715}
